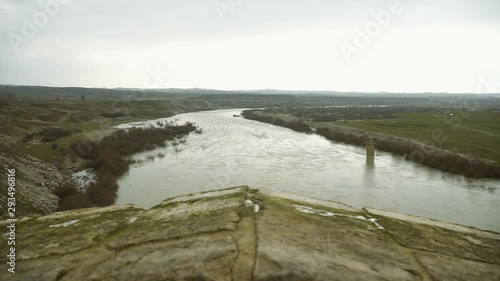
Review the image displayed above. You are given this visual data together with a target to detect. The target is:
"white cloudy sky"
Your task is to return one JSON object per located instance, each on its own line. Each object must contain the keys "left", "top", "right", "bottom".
{"left": 1, "top": 0, "right": 499, "bottom": 93}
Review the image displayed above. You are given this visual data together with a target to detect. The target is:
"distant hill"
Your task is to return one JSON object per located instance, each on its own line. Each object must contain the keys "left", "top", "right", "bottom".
{"left": 1, "top": 85, "right": 499, "bottom": 108}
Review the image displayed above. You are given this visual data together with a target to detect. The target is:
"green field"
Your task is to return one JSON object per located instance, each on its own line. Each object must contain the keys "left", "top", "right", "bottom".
{"left": 255, "top": 106, "right": 500, "bottom": 164}
{"left": 339, "top": 111, "right": 500, "bottom": 164}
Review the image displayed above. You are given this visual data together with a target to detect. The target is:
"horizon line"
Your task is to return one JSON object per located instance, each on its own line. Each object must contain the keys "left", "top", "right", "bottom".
{"left": 1, "top": 84, "right": 499, "bottom": 96}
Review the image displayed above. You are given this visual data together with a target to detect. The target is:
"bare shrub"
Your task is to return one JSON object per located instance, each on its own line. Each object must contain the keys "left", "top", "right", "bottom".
{"left": 65, "top": 122, "right": 198, "bottom": 208}
{"left": 54, "top": 183, "right": 79, "bottom": 198}
{"left": 23, "top": 127, "right": 71, "bottom": 143}
{"left": 59, "top": 192, "right": 93, "bottom": 211}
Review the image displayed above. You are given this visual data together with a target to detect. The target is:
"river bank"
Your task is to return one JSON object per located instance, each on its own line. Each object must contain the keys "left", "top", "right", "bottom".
{"left": 242, "top": 109, "right": 500, "bottom": 179}
{"left": 0, "top": 99, "right": 218, "bottom": 218}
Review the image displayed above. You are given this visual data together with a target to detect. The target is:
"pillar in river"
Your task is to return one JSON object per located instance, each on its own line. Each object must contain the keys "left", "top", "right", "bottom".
{"left": 366, "top": 155, "right": 375, "bottom": 167}
{"left": 365, "top": 137, "right": 376, "bottom": 156}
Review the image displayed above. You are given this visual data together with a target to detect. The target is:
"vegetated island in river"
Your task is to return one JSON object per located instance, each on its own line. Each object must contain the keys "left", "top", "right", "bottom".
{"left": 56, "top": 122, "right": 199, "bottom": 211}
{"left": 242, "top": 108, "right": 500, "bottom": 179}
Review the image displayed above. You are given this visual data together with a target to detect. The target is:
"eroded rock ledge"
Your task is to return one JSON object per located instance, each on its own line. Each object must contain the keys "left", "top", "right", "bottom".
{"left": 1, "top": 186, "right": 499, "bottom": 280}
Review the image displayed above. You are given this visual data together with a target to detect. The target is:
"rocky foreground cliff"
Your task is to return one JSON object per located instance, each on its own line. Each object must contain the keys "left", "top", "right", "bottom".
{"left": 1, "top": 186, "right": 499, "bottom": 281}
{"left": 0, "top": 149, "right": 64, "bottom": 218}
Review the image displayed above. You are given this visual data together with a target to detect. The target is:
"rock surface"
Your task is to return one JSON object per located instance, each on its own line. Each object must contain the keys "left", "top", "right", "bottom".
{"left": 1, "top": 186, "right": 499, "bottom": 280}
{"left": 0, "top": 150, "right": 63, "bottom": 219}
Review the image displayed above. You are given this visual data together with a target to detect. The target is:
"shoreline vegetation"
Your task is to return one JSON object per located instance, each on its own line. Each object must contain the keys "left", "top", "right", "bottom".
{"left": 57, "top": 122, "right": 198, "bottom": 210}
{"left": 2, "top": 88, "right": 500, "bottom": 218}
{"left": 0, "top": 97, "right": 222, "bottom": 217}
{"left": 242, "top": 109, "right": 500, "bottom": 179}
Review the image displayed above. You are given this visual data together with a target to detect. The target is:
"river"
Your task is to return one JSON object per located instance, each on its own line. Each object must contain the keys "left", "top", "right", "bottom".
{"left": 115, "top": 109, "right": 500, "bottom": 232}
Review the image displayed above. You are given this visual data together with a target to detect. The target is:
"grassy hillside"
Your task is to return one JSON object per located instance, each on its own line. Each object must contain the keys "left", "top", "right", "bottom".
{"left": 0, "top": 99, "right": 214, "bottom": 166}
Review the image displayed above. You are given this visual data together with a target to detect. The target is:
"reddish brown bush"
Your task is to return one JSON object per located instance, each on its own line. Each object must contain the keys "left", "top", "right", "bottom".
{"left": 66, "top": 122, "right": 198, "bottom": 209}
{"left": 86, "top": 172, "right": 119, "bottom": 207}
{"left": 54, "top": 183, "right": 79, "bottom": 198}
{"left": 58, "top": 192, "right": 93, "bottom": 211}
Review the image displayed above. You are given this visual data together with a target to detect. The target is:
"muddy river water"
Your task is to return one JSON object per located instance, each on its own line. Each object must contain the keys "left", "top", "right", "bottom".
{"left": 114, "top": 109, "right": 500, "bottom": 232}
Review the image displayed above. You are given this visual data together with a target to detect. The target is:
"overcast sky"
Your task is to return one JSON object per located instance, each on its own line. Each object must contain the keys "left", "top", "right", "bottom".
{"left": 1, "top": 0, "right": 499, "bottom": 93}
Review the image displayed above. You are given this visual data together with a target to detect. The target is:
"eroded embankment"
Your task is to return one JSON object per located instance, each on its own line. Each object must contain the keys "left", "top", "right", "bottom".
{"left": 0, "top": 147, "right": 63, "bottom": 219}
{"left": 242, "top": 110, "right": 500, "bottom": 179}
{"left": 1, "top": 186, "right": 498, "bottom": 280}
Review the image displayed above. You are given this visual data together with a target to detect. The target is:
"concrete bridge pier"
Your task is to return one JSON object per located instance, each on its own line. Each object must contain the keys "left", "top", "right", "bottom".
{"left": 366, "top": 155, "right": 375, "bottom": 167}
{"left": 365, "top": 137, "right": 376, "bottom": 156}
{"left": 365, "top": 137, "right": 376, "bottom": 167}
